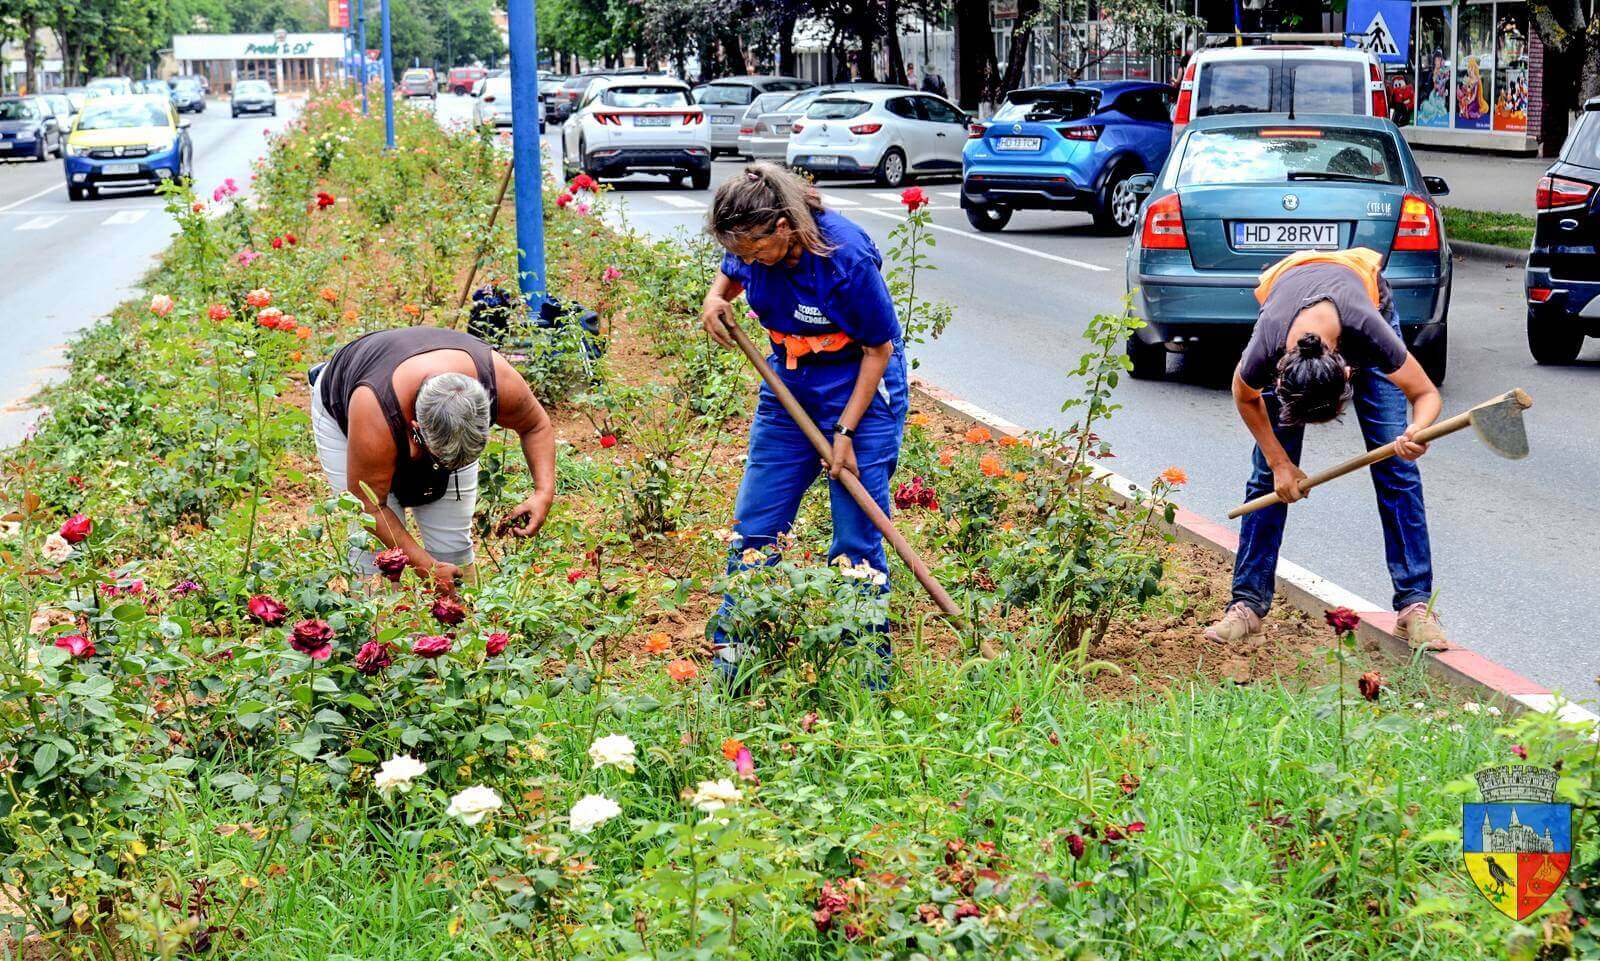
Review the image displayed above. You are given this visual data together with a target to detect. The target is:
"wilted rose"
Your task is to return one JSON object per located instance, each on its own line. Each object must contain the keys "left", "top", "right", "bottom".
{"left": 374, "top": 548, "right": 408, "bottom": 582}
{"left": 411, "top": 634, "right": 452, "bottom": 658}
{"left": 1357, "top": 670, "right": 1384, "bottom": 701}
{"left": 58, "top": 514, "right": 92, "bottom": 544}
{"left": 289, "top": 619, "right": 334, "bottom": 661}
{"left": 246, "top": 594, "right": 288, "bottom": 626}
{"left": 430, "top": 597, "right": 466, "bottom": 626}
{"left": 1325, "top": 607, "right": 1361, "bottom": 634}
{"left": 353, "top": 639, "right": 394, "bottom": 675}
{"left": 1066, "top": 833, "right": 1086, "bottom": 859}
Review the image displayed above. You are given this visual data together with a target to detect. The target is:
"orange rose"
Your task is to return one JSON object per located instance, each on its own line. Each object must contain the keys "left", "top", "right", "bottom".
{"left": 979, "top": 454, "right": 1005, "bottom": 477}
{"left": 1160, "top": 466, "right": 1188, "bottom": 486}
{"left": 998, "top": 435, "right": 1019, "bottom": 448}
{"left": 644, "top": 632, "right": 671, "bottom": 655}
{"left": 401, "top": 303, "right": 421, "bottom": 316}
{"left": 289, "top": 350, "right": 303, "bottom": 362}
{"left": 908, "top": 412, "right": 931, "bottom": 428}
{"left": 318, "top": 287, "right": 338, "bottom": 303}
{"left": 720, "top": 737, "right": 745, "bottom": 761}
{"left": 1012, "top": 471, "right": 1028, "bottom": 483}
{"left": 938, "top": 449, "right": 954, "bottom": 467}
{"left": 295, "top": 326, "right": 313, "bottom": 341}
{"left": 964, "top": 426, "right": 992, "bottom": 444}
{"left": 666, "top": 659, "right": 699, "bottom": 683}
{"left": 342, "top": 309, "right": 358, "bottom": 322}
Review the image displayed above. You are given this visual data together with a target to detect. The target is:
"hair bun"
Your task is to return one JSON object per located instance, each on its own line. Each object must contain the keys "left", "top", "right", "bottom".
{"left": 1295, "top": 333, "right": 1324, "bottom": 358}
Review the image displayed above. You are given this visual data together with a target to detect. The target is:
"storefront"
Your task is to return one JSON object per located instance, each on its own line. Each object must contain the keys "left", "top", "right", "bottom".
{"left": 171, "top": 33, "right": 345, "bottom": 95}
{"left": 1404, "top": 1, "right": 1536, "bottom": 150}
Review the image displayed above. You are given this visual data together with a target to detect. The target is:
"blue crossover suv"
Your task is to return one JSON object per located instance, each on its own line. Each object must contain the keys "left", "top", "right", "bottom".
{"left": 961, "top": 80, "right": 1175, "bottom": 234}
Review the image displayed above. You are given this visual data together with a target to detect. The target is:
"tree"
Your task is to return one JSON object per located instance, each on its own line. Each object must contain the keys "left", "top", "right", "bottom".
{"left": 1531, "top": 0, "right": 1600, "bottom": 156}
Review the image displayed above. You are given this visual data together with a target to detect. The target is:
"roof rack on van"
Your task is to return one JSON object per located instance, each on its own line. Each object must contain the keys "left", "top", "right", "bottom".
{"left": 1198, "top": 31, "right": 1347, "bottom": 48}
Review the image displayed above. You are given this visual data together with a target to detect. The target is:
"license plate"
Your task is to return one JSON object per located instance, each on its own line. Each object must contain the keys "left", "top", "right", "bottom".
{"left": 1232, "top": 221, "right": 1339, "bottom": 249}
{"left": 710, "top": 115, "right": 735, "bottom": 124}
{"left": 103, "top": 163, "right": 140, "bottom": 175}
{"left": 807, "top": 155, "right": 839, "bottom": 166}
{"left": 634, "top": 115, "right": 670, "bottom": 127}
{"left": 995, "top": 136, "right": 1042, "bottom": 151}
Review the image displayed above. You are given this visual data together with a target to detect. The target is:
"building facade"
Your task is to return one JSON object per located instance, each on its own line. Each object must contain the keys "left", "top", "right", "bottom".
{"left": 172, "top": 33, "right": 346, "bottom": 94}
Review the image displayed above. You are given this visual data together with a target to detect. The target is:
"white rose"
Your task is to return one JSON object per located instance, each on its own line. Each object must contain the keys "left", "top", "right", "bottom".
{"left": 568, "top": 793, "right": 622, "bottom": 835}
{"left": 587, "top": 734, "right": 637, "bottom": 773}
{"left": 41, "top": 532, "right": 73, "bottom": 564}
{"left": 690, "top": 778, "right": 744, "bottom": 814}
{"left": 373, "top": 754, "right": 427, "bottom": 795}
{"left": 1461, "top": 701, "right": 1482, "bottom": 715}
{"left": 1486, "top": 706, "right": 1502, "bottom": 717}
{"left": 446, "top": 785, "right": 502, "bottom": 825}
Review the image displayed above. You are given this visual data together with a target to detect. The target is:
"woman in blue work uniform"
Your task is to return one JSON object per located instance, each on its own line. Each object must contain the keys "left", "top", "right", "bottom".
{"left": 700, "top": 162, "right": 908, "bottom": 669}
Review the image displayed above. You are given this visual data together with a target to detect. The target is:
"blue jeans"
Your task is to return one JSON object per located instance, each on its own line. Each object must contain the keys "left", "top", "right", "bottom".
{"left": 1232, "top": 319, "right": 1433, "bottom": 616}
{"left": 711, "top": 347, "right": 909, "bottom": 662}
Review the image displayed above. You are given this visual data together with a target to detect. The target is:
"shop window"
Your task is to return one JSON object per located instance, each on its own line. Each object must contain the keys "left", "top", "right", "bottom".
{"left": 1494, "top": 8, "right": 1529, "bottom": 132}
{"left": 1415, "top": 5, "right": 1453, "bottom": 128}
{"left": 1455, "top": 3, "right": 1492, "bottom": 130}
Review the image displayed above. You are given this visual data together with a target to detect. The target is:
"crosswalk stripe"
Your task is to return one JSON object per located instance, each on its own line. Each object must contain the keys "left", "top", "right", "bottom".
{"left": 103, "top": 210, "right": 148, "bottom": 225}
{"left": 16, "top": 215, "right": 62, "bottom": 231}
{"left": 869, "top": 192, "right": 905, "bottom": 203}
{"left": 819, "top": 194, "right": 858, "bottom": 206}
{"left": 938, "top": 191, "right": 960, "bottom": 199}
{"left": 654, "top": 194, "right": 705, "bottom": 209}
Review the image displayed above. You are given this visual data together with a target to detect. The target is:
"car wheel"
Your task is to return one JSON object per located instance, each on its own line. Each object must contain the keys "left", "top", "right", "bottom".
{"left": 1527, "top": 310, "right": 1583, "bottom": 365}
{"left": 269, "top": 107, "right": 277, "bottom": 116}
{"left": 32, "top": 138, "right": 45, "bottom": 162}
{"left": 964, "top": 204, "right": 1011, "bottom": 232}
{"left": 1093, "top": 165, "right": 1141, "bottom": 235}
{"left": 1126, "top": 335, "right": 1167, "bottom": 380}
{"left": 875, "top": 148, "right": 907, "bottom": 188}
{"left": 232, "top": 110, "right": 239, "bottom": 118}
{"left": 67, "top": 184, "right": 85, "bottom": 202}
{"left": 691, "top": 169, "right": 711, "bottom": 190}
{"left": 1410, "top": 326, "right": 1448, "bottom": 384}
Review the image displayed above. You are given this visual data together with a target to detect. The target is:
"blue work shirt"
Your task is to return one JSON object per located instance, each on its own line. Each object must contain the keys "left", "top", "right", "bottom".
{"left": 720, "top": 209, "right": 901, "bottom": 359}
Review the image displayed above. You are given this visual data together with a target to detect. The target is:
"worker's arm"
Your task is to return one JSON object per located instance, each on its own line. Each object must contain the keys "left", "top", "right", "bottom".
{"left": 1386, "top": 355, "right": 1443, "bottom": 461}
{"left": 493, "top": 354, "right": 557, "bottom": 536}
{"left": 1232, "top": 367, "right": 1309, "bottom": 504}
{"left": 345, "top": 388, "right": 460, "bottom": 590}
{"left": 827, "top": 342, "right": 893, "bottom": 480}
{"left": 699, "top": 270, "right": 746, "bottom": 348}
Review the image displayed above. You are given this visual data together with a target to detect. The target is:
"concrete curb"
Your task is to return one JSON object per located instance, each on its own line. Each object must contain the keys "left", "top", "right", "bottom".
{"left": 910, "top": 378, "right": 1600, "bottom": 727}
{"left": 1450, "top": 239, "right": 1526, "bottom": 267}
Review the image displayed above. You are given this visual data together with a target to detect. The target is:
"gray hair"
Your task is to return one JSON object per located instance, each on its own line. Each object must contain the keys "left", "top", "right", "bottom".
{"left": 415, "top": 372, "right": 491, "bottom": 470}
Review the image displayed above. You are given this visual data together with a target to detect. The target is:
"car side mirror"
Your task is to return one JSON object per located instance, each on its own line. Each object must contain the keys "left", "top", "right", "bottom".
{"left": 1127, "top": 173, "right": 1156, "bottom": 197}
{"left": 1423, "top": 175, "right": 1449, "bottom": 197}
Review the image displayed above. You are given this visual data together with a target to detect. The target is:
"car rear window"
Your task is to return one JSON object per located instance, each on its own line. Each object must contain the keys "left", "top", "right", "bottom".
{"left": 602, "top": 85, "right": 691, "bottom": 108}
{"left": 698, "top": 84, "right": 755, "bottom": 106}
{"left": 1196, "top": 62, "right": 1272, "bottom": 116}
{"left": 1176, "top": 126, "right": 1403, "bottom": 186}
{"left": 1560, "top": 112, "right": 1600, "bottom": 170}
{"left": 1287, "top": 61, "right": 1365, "bottom": 114}
{"left": 806, "top": 99, "right": 870, "bottom": 120}
{"left": 1196, "top": 58, "right": 1368, "bottom": 117}
{"left": 992, "top": 89, "right": 1099, "bottom": 122}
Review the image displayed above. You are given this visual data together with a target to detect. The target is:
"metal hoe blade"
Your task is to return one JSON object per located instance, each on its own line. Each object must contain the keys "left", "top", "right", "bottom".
{"left": 1468, "top": 389, "right": 1533, "bottom": 460}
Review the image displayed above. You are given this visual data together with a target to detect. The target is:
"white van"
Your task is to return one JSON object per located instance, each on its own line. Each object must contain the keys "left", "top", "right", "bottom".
{"left": 1171, "top": 46, "right": 1387, "bottom": 142}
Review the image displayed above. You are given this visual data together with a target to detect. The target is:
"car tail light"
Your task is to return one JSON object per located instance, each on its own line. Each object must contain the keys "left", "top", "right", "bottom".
{"left": 968, "top": 122, "right": 986, "bottom": 139}
{"left": 1535, "top": 174, "right": 1595, "bottom": 210}
{"left": 1392, "top": 194, "right": 1440, "bottom": 251}
{"left": 1140, "top": 193, "right": 1186, "bottom": 249}
{"left": 1059, "top": 125, "right": 1102, "bottom": 141}
{"left": 1528, "top": 287, "right": 1555, "bottom": 303}
{"left": 739, "top": 126, "right": 753, "bottom": 135}
{"left": 1172, "top": 61, "right": 1196, "bottom": 128}
{"left": 1369, "top": 62, "right": 1388, "bottom": 118}
{"left": 792, "top": 121, "right": 805, "bottom": 134}
{"left": 849, "top": 122, "right": 882, "bottom": 135}
{"left": 481, "top": 95, "right": 495, "bottom": 103}
{"left": 683, "top": 112, "right": 704, "bottom": 125}
{"left": 595, "top": 112, "right": 620, "bottom": 126}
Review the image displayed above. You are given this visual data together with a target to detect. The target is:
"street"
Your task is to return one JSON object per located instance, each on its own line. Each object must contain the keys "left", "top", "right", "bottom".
{"left": 0, "top": 98, "right": 298, "bottom": 447}
{"left": 431, "top": 92, "right": 1600, "bottom": 704}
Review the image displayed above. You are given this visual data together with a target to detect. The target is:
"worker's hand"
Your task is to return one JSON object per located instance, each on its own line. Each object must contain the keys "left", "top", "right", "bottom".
{"left": 1272, "top": 463, "right": 1309, "bottom": 505}
{"left": 429, "top": 561, "right": 464, "bottom": 595}
{"left": 505, "top": 491, "right": 554, "bottom": 537}
{"left": 1393, "top": 425, "right": 1429, "bottom": 461}
{"left": 699, "top": 295, "right": 736, "bottom": 349}
{"left": 828, "top": 434, "right": 858, "bottom": 480}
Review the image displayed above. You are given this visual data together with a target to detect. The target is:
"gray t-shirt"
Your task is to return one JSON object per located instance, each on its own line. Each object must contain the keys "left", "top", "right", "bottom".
{"left": 1238, "top": 262, "right": 1409, "bottom": 391}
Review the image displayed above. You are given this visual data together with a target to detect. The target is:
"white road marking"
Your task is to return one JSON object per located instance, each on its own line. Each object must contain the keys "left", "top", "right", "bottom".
{"left": 654, "top": 194, "right": 705, "bottom": 209}
{"left": 857, "top": 207, "right": 1109, "bottom": 272}
{"left": 0, "top": 181, "right": 64, "bottom": 213}
{"left": 870, "top": 192, "right": 906, "bottom": 203}
{"left": 16, "top": 215, "right": 63, "bottom": 231}
{"left": 938, "top": 190, "right": 960, "bottom": 199}
{"left": 102, "top": 210, "right": 148, "bottom": 225}
{"left": 819, "top": 193, "right": 858, "bottom": 207}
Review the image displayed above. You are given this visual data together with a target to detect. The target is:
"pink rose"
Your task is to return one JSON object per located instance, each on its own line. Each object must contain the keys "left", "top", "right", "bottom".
{"left": 353, "top": 639, "right": 394, "bottom": 675}
{"left": 289, "top": 619, "right": 334, "bottom": 661}
{"left": 430, "top": 597, "right": 466, "bottom": 626}
{"left": 485, "top": 632, "right": 510, "bottom": 656}
{"left": 411, "top": 634, "right": 452, "bottom": 658}
{"left": 59, "top": 514, "right": 92, "bottom": 544}
{"left": 247, "top": 594, "right": 288, "bottom": 626}
{"left": 149, "top": 294, "right": 175, "bottom": 317}
{"left": 54, "top": 634, "right": 94, "bottom": 658}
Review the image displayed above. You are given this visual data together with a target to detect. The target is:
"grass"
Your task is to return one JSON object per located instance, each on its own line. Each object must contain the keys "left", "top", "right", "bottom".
{"left": 1443, "top": 206, "right": 1535, "bottom": 250}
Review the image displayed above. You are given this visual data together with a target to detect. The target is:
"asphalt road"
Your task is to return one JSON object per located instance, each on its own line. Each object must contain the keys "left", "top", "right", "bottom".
{"left": 434, "top": 91, "right": 1598, "bottom": 704}
{"left": 0, "top": 97, "right": 299, "bottom": 447}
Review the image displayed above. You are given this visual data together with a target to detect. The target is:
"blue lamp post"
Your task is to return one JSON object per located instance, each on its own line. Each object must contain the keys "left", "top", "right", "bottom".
{"left": 380, "top": 0, "right": 395, "bottom": 149}
{"left": 506, "top": 0, "right": 547, "bottom": 305}
{"left": 357, "top": 0, "right": 368, "bottom": 115}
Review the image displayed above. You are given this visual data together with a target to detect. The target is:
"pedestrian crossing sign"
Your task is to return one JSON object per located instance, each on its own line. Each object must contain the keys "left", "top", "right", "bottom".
{"left": 1346, "top": 0, "right": 1411, "bottom": 64}
{"left": 1462, "top": 766, "right": 1571, "bottom": 920}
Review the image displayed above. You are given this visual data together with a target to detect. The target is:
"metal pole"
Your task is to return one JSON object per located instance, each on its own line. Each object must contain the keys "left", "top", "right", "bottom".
{"left": 357, "top": 0, "right": 368, "bottom": 114}
{"left": 380, "top": 0, "right": 394, "bottom": 149}
{"left": 506, "top": 0, "right": 547, "bottom": 304}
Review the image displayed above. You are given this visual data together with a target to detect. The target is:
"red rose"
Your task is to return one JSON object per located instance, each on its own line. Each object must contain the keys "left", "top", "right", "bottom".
{"left": 812, "top": 909, "right": 833, "bottom": 933}
{"left": 842, "top": 923, "right": 864, "bottom": 941}
{"left": 569, "top": 174, "right": 597, "bottom": 192}
{"left": 599, "top": 434, "right": 617, "bottom": 449}
{"left": 1324, "top": 606, "right": 1361, "bottom": 634}
{"left": 54, "top": 634, "right": 94, "bottom": 658}
{"left": 1125, "top": 821, "right": 1146, "bottom": 834}
{"left": 411, "top": 634, "right": 452, "bottom": 658}
{"left": 1066, "top": 833, "right": 1086, "bottom": 860}
{"left": 316, "top": 191, "right": 336, "bottom": 208}
{"left": 286, "top": 233, "right": 297, "bottom": 245}
{"left": 353, "top": 639, "right": 394, "bottom": 675}
{"left": 900, "top": 186, "right": 929, "bottom": 211}
{"left": 430, "top": 597, "right": 466, "bottom": 626}
{"left": 1512, "top": 744, "right": 1529, "bottom": 760}
{"left": 567, "top": 569, "right": 585, "bottom": 584}
{"left": 1357, "top": 670, "right": 1384, "bottom": 702}
{"left": 207, "top": 304, "right": 230, "bottom": 322}
{"left": 485, "top": 632, "right": 510, "bottom": 656}
{"left": 246, "top": 594, "right": 288, "bottom": 626}
{"left": 555, "top": 191, "right": 573, "bottom": 208}
{"left": 289, "top": 618, "right": 334, "bottom": 661}
{"left": 892, "top": 477, "right": 938, "bottom": 511}
{"left": 59, "top": 514, "right": 92, "bottom": 544}
{"left": 271, "top": 236, "right": 284, "bottom": 249}
{"left": 374, "top": 548, "right": 408, "bottom": 582}
{"left": 1104, "top": 824, "right": 1125, "bottom": 842}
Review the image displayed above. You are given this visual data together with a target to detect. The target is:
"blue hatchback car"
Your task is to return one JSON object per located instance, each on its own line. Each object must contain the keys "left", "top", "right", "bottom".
{"left": 961, "top": 80, "right": 1175, "bottom": 234}
{"left": 1123, "top": 113, "right": 1452, "bottom": 383}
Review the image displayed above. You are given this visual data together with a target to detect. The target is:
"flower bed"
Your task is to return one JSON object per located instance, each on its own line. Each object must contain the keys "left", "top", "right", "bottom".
{"left": 1, "top": 94, "right": 1593, "bottom": 959}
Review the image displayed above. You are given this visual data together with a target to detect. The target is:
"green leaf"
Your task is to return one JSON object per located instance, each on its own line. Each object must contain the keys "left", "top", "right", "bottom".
{"left": 346, "top": 748, "right": 379, "bottom": 764}
{"left": 479, "top": 722, "right": 513, "bottom": 742}
{"left": 111, "top": 602, "right": 148, "bottom": 622}
{"left": 33, "top": 743, "right": 59, "bottom": 777}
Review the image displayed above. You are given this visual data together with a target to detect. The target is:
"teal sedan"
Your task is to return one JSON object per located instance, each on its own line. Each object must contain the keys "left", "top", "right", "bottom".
{"left": 1124, "top": 114, "right": 1452, "bottom": 384}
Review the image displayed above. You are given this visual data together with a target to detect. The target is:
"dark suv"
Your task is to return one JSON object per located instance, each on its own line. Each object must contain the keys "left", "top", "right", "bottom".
{"left": 1527, "top": 98, "right": 1600, "bottom": 363}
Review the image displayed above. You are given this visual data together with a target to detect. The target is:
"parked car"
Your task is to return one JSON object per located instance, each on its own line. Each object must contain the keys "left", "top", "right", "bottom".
{"left": 1171, "top": 46, "right": 1386, "bottom": 143}
{"left": 473, "top": 75, "right": 546, "bottom": 132}
{"left": 561, "top": 76, "right": 709, "bottom": 189}
{"left": 170, "top": 73, "right": 209, "bottom": 95}
{"left": 169, "top": 77, "right": 206, "bottom": 113}
{"left": 550, "top": 68, "right": 649, "bottom": 124}
{"left": 86, "top": 76, "right": 135, "bottom": 97}
{"left": 740, "top": 83, "right": 906, "bottom": 161}
{"left": 1525, "top": 96, "right": 1600, "bottom": 364}
{"left": 63, "top": 94, "right": 192, "bottom": 200}
{"left": 696, "top": 76, "right": 814, "bottom": 157}
{"left": 37, "top": 92, "right": 77, "bottom": 134}
{"left": 62, "top": 87, "right": 90, "bottom": 112}
{"left": 537, "top": 74, "right": 566, "bottom": 106}
{"left": 133, "top": 79, "right": 168, "bottom": 96}
{"left": 962, "top": 80, "right": 1175, "bottom": 235}
{"left": 0, "top": 96, "right": 63, "bottom": 161}
{"left": 471, "top": 68, "right": 507, "bottom": 98}
{"left": 732, "top": 92, "right": 801, "bottom": 159}
{"left": 447, "top": 66, "right": 487, "bottom": 95}
{"left": 1123, "top": 114, "right": 1450, "bottom": 383}
{"left": 231, "top": 80, "right": 276, "bottom": 117}
{"left": 401, "top": 68, "right": 437, "bottom": 99}
{"left": 787, "top": 88, "right": 968, "bottom": 188}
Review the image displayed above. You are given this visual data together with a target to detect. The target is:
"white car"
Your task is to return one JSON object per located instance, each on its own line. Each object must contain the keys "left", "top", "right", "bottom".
{"left": 1172, "top": 45, "right": 1386, "bottom": 142}
{"left": 787, "top": 88, "right": 968, "bottom": 187}
{"left": 561, "top": 75, "right": 710, "bottom": 189}
{"left": 472, "top": 75, "right": 545, "bottom": 132}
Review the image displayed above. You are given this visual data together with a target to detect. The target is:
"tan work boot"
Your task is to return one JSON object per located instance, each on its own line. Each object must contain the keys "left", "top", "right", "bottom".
{"left": 1396, "top": 602, "right": 1449, "bottom": 651}
{"left": 1204, "top": 602, "right": 1265, "bottom": 650}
